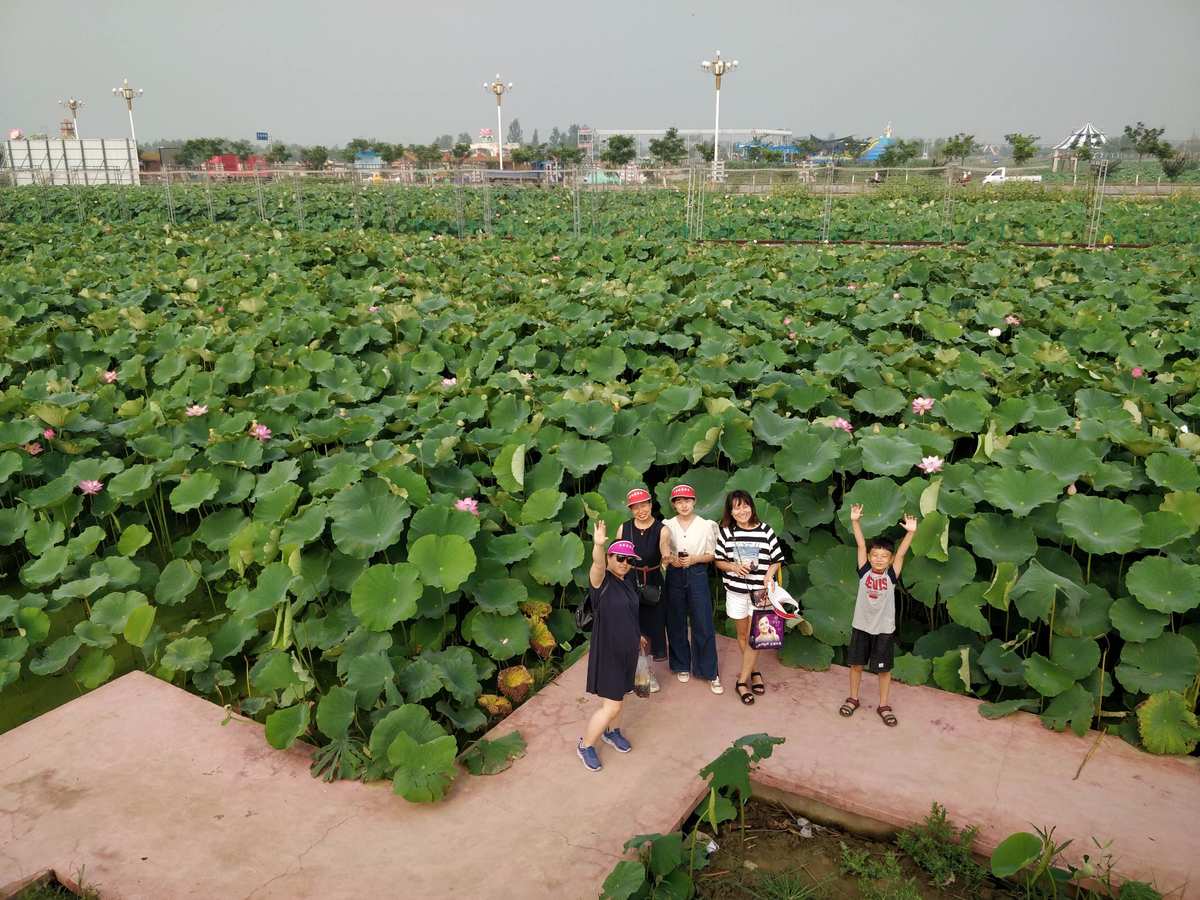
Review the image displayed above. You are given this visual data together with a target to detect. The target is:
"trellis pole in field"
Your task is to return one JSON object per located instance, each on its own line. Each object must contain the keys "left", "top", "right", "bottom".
{"left": 454, "top": 181, "right": 466, "bottom": 238}
{"left": 820, "top": 162, "right": 836, "bottom": 243}
{"left": 940, "top": 165, "right": 955, "bottom": 242}
{"left": 253, "top": 168, "right": 267, "bottom": 223}
{"left": 162, "top": 167, "right": 177, "bottom": 226}
{"left": 1085, "top": 159, "right": 1109, "bottom": 249}
{"left": 571, "top": 168, "right": 581, "bottom": 239}
{"left": 203, "top": 170, "right": 216, "bottom": 224}
{"left": 292, "top": 176, "right": 305, "bottom": 230}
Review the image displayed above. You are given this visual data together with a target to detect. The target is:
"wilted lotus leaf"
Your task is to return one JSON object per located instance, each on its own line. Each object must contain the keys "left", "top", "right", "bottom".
{"left": 1136, "top": 690, "right": 1200, "bottom": 755}
{"left": 528, "top": 619, "right": 556, "bottom": 660}
{"left": 461, "top": 730, "right": 527, "bottom": 776}
{"left": 497, "top": 665, "right": 534, "bottom": 704}
{"left": 477, "top": 693, "right": 513, "bottom": 718}
{"left": 519, "top": 600, "right": 552, "bottom": 621}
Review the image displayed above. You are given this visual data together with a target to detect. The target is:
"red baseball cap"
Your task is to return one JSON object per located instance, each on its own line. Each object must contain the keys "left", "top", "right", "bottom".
{"left": 670, "top": 484, "right": 696, "bottom": 501}
{"left": 626, "top": 488, "right": 652, "bottom": 507}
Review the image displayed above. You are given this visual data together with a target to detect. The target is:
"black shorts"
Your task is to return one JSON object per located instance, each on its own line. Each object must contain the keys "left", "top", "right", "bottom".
{"left": 847, "top": 628, "right": 895, "bottom": 673}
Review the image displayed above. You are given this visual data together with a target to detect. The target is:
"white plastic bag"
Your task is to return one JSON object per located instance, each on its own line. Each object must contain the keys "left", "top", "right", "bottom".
{"left": 633, "top": 651, "right": 652, "bottom": 698}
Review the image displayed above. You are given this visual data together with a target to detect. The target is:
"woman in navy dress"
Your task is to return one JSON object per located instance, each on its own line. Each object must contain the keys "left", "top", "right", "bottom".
{"left": 578, "top": 519, "right": 647, "bottom": 772}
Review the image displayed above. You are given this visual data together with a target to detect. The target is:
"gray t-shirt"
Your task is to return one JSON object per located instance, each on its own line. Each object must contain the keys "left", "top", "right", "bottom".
{"left": 851, "top": 563, "right": 897, "bottom": 635}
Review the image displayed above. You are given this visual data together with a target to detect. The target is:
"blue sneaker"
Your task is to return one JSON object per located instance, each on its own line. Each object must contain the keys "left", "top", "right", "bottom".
{"left": 577, "top": 740, "right": 603, "bottom": 772}
{"left": 602, "top": 728, "right": 632, "bottom": 753}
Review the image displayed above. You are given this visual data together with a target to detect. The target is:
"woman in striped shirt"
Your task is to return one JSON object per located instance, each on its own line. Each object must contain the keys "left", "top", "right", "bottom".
{"left": 714, "top": 491, "right": 785, "bottom": 705}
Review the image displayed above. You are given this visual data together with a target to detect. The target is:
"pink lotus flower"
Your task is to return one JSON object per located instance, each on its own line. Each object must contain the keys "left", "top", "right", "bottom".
{"left": 185, "top": 404, "right": 208, "bottom": 417}
{"left": 788, "top": 331, "right": 797, "bottom": 340}
{"left": 917, "top": 456, "right": 944, "bottom": 475}
{"left": 442, "top": 377, "right": 458, "bottom": 386}
{"left": 100, "top": 370, "right": 117, "bottom": 384}
{"left": 368, "top": 305, "right": 380, "bottom": 313}
{"left": 24, "top": 442, "right": 43, "bottom": 456}
{"left": 847, "top": 283, "right": 858, "bottom": 291}
{"left": 830, "top": 417, "right": 853, "bottom": 434}
{"left": 911, "top": 397, "right": 935, "bottom": 416}
{"left": 42, "top": 428, "right": 56, "bottom": 440}
{"left": 783, "top": 317, "right": 792, "bottom": 325}
{"left": 216, "top": 306, "right": 224, "bottom": 313}
{"left": 551, "top": 255, "right": 561, "bottom": 261}
{"left": 1131, "top": 367, "right": 1144, "bottom": 379}
{"left": 78, "top": 479, "right": 103, "bottom": 495}
{"left": 1005, "top": 315, "right": 1021, "bottom": 326}
{"left": 248, "top": 422, "right": 271, "bottom": 442}
{"left": 455, "top": 497, "right": 480, "bottom": 516}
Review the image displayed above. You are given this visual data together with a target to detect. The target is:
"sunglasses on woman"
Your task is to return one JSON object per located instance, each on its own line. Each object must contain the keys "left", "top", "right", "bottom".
{"left": 613, "top": 555, "right": 636, "bottom": 564}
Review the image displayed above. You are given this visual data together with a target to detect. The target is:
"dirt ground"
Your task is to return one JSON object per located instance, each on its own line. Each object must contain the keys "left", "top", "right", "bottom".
{"left": 695, "top": 799, "right": 1014, "bottom": 900}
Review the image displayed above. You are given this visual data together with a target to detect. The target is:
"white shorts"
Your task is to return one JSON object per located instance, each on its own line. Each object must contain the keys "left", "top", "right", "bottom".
{"left": 725, "top": 591, "right": 753, "bottom": 620}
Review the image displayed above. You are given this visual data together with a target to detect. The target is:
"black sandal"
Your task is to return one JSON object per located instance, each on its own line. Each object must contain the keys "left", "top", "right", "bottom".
{"left": 749, "top": 671, "right": 766, "bottom": 695}
{"left": 877, "top": 705, "right": 898, "bottom": 727}
{"left": 735, "top": 682, "right": 755, "bottom": 705}
{"left": 839, "top": 697, "right": 860, "bottom": 717}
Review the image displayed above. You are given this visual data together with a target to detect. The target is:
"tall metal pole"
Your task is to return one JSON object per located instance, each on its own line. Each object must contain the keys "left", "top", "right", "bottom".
{"left": 59, "top": 98, "right": 85, "bottom": 139}
{"left": 112, "top": 78, "right": 144, "bottom": 147}
{"left": 484, "top": 75, "right": 513, "bottom": 171}
{"left": 700, "top": 51, "right": 737, "bottom": 176}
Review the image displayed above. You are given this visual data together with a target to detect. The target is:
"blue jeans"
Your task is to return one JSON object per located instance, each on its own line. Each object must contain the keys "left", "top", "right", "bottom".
{"left": 665, "top": 566, "right": 718, "bottom": 680}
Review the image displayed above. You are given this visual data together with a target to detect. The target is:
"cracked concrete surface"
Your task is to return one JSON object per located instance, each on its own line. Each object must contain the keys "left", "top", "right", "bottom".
{"left": 1, "top": 637, "right": 1197, "bottom": 899}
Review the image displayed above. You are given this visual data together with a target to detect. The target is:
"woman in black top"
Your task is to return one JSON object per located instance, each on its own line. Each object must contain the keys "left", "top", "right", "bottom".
{"left": 578, "top": 519, "right": 648, "bottom": 772}
{"left": 619, "top": 488, "right": 673, "bottom": 692}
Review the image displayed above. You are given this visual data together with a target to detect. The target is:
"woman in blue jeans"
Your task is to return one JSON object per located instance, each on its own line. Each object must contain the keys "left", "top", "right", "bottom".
{"left": 662, "top": 484, "right": 723, "bottom": 695}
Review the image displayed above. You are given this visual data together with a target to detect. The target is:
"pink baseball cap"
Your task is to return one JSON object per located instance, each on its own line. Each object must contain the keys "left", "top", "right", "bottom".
{"left": 607, "top": 540, "right": 639, "bottom": 558}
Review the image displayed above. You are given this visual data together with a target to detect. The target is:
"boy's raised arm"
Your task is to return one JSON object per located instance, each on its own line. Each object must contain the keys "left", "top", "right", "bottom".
{"left": 892, "top": 515, "right": 918, "bottom": 577}
{"left": 850, "top": 503, "right": 867, "bottom": 568}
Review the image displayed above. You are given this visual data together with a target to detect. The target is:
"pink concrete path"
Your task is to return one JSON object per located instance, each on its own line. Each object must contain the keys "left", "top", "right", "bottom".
{"left": 1, "top": 636, "right": 1197, "bottom": 899}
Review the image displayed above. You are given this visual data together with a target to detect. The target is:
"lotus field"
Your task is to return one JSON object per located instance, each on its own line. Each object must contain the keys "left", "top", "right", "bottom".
{"left": 1, "top": 216, "right": 1199, "bottom": 802}
{"left": 2, "top": 181, "right": 1199, "bottom": 244}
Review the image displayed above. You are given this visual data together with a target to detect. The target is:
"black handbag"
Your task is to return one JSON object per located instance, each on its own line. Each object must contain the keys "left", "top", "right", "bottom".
{"left": 637, "top": 577, "right": 662, "bottom": 608}
{"left": 575, "top": 594, "right": 594, "bottom": 630}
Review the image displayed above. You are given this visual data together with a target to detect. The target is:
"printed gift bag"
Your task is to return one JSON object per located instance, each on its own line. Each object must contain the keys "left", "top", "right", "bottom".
{"left": 749, "top": 608, "right": 784, "bottom": 650}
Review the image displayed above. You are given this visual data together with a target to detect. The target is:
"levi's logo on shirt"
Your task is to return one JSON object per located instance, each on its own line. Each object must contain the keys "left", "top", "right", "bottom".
{"left": 864, "top": 572, "right": 889, "bottom": 599}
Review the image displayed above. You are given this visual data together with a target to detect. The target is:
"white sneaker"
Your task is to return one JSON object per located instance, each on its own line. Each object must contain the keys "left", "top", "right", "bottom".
{"left": 710, "top": 677, "right": 724, "bottom": 695}
{"left": 649, "top": 673, "right": 661, "bottom": 693}
{"left": 676, "top": 672, "right": 690, "bottom": 684}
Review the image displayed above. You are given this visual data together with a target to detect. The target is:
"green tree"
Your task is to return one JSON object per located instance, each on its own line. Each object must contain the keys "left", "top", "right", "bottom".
{"left": 506, "top": 118, "right": 523, "bottom": 146}
{"left": 228, "top": 139, "right": 255, "bottom": 162}
{"left": 266, "top": 143, "right": 291, "bottom": 165}
{"left": 942, "top": 133, "right": 980, "bottom": 165}
{"left": 451, "top": 143, "right": 472, "bottom": 166}
{"left": 1004, "top": 133, "right": 1040, "bottom": 166}
{"left": 600, "top": 134, "right": 637, "bottom": 166}
{"left": 877, "top": 139, "right": 921, "bottom": 168}
{"left": 531, "top": 128, "right": 540, "bottom": 146}
{"left": 1074, "top": 145, "right": 1093, "bottom": 162}
{"left": 791, "top": 135, "right": 824, "bottom": 157}
{"left": 434, "top": 134, "right": 453, "bottom": 150}
{"left": 566, "top": 124, "right": 580, "bottom": 146}
{"left": 1160, "top": 152, "right": 1195, "bottom": 181}
{"left": 378, "top": 143, "right": 405, "bottom": 164}
{"left": 648, "top": 127, "right": 687, "bottom": 166}
{"left": 696, "top": 141, "right": 714, "bottom": 163}
{"left": 456, "top": 132, "right": 472, "bottom": 146}
{"left": 509, "top": 145, "right": 536, "bottom": 166}
{"left": 1123, "top": 122, "right": 1168, "bottom": 161}
{"left": 548, "top": 126, "right": 562, "bottom": 147}
{"left": 300, "top": 145, "right": 329, "bottom": 169}
{"left": 413, "top": 144, "right": 444, "bottom": 168}
{"left": 341, "top": 138, "right": 375, "bottom": 162}
{"left": 177, "top": 138, "right": 228, "bottom": 167}
{"left": 547, "top": 145, "right": 584, "bottom": 165}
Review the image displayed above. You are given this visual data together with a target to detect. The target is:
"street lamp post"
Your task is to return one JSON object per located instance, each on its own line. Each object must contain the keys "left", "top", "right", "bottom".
{"left": 700, "top": 50, "right": 738, "bottom": 177}
{"left": 58, "top": 98, "right": 84, "bottom": 139}
{"left": 111, "top": 78, "right": 144, "bottom": 146}
{"left": 483, "top": 74, "right": 513, "bottom": 170}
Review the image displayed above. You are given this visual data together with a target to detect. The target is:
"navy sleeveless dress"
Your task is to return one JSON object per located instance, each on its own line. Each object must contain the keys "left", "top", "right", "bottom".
{"left": 585, "top": 571, "right": 641, "bottom": 701}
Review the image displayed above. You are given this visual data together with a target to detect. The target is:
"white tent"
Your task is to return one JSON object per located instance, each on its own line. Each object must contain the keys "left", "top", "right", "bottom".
{"left": 1053, "top": 122, "right": 1107, "bottom": 151}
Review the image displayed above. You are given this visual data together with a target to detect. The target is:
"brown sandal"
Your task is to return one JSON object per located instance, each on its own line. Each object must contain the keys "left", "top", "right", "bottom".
{"left": 877, "top": 705, "right": 898, "bottom": 727}
{"left": 839, "top": 697, "right": 859, "bottom": 717}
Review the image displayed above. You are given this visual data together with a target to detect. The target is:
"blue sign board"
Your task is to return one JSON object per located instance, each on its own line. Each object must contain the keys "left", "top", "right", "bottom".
{"left": 255, "top": 132, "right": 269, "bottom": 141}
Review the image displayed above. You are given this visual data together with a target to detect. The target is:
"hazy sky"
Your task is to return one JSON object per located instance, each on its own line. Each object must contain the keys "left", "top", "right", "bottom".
{"left": 2, "top": 0, "right": 1198, "bottom": 147}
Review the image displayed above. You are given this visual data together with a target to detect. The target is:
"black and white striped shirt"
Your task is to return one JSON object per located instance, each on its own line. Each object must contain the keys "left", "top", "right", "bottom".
{"left": 714, "top": 523, "right": 784, "bottom": 595}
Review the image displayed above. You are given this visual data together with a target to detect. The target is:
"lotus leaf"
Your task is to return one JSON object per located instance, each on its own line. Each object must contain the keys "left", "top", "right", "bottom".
{"left": 978, "top": 468, "right": 1063, "bottom": 517}
{"left": 328, "top": 478, "right": 410, "bottom": 558}
{"left": 406, "top": 505, "right": 481, "bottom": 545}
{"left": 528, "top": 530, "right": 584, "bottom": 585}
{"left": 389, "top": 732, "right": 458, "bottom": 803}
{"left": 461, "top": 730, "right": 527, "bottom": 775}
{"left": 520, "top": 488, "right": 567, "bottom": 524}
{"left": 169, "top": 472, "right": 221, "bottom": 513}
{"left": 465, "top": 610, "right": 531, "bottom": 660}
{"left": 408, "top": 534, "right": 475, "bottom": 592}
{"left": 946, "top": 583, "right": 991, "bottom": 636}
{"left": 1144, "top": 452, "right": 1200, "bottom": 492}
{"left": 979, "top": 698, "right": 1038, "bottom": 719}
{"left": 1116, "top": 633, "right": 1200, "bottom": 694}
{"left": 74, "top": 648, "right": 115, "bottom": 690}
{"left": 29, "top": 635, "right": 82, "bottom": 676}
{"left": 965, "top": 513, "right": 1037, "bottom": 564}
{"left": 991, "top": 832, "right": 1043, "bottom": 878}
{"left": 774, "top": 430, "right": 843, "bottom": 483}
{"left": 265, "top": 702, "right": 311, "bottom": 750}
{"left": 123, "top": 605, "right": 156, "bottom": 647}
{"left": 90, "top": 591, "right": 149, "bottom": 633}
{"left": 163, "top": 636, "right": 213, "bottom": 673}
{"left": 19, "top": 547, "right": 69, "bottom": 588}
{"left": 156, "top": 558, "right": 200, "bottom": 606}
{"left": 838, "top": 477, "right": 905, "bottom": 539}
{"left": 117, "top": 524, "right": 153, "bottom": 556}
{"left": 350, "top": 563, "right": 421, "bottom": 632}
{"left": 1124, "top": 556, "right": 1200, "bottom": 615}
{"left": 1057, "top": 495, "right": 1143, "bottom": 555}
{"left": 890, "top": 653, "right": 932, "bottom": 685}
